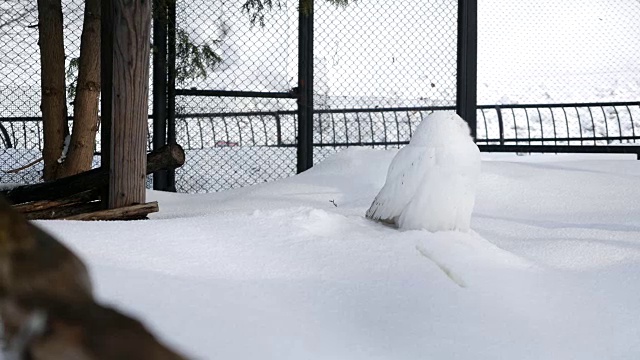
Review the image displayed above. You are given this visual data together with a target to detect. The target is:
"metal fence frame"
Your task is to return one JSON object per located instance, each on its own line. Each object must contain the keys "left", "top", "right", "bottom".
{"left": 146, "top": 0, "right": 477, "bottom": 191}
{"left": 2, "top": 0, "right": 640, "bottom": 193}
{"left": 4, "top": 101, "right": 638, "bottom": 152}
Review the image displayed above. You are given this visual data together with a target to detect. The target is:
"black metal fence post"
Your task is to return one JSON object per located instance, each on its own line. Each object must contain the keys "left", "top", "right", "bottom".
{"left": 297, "top": 0, "right": 314, "bottom": 173}
{"left": 166, "top": 0, "right": 177, "bottom": 191}
{"left": 100, "top": 0, "right": 114, "bottom": 206}
{"left": 456, "top": 0, "right": 478, "bottom": 138}
{"left": 152, "top": 6, "right": 169, "bottom": 191}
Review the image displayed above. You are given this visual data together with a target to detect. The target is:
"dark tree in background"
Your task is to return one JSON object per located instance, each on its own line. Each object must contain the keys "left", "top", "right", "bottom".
{"left": 59, "top": 0, "right": 101, "bottom": 178}
{"left": 32, "top": 0, "right": 350, "bottom": 195}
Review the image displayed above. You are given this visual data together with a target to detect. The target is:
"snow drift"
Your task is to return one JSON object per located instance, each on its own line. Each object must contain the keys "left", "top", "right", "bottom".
{"left": 7, "top": 149, "right": 640, "bottom": 360}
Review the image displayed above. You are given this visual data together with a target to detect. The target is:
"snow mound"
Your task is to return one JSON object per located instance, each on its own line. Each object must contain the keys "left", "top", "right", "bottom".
{"left": 366, "top": 112, "right": 481, "bottom": 231}
{"left": 22, "top": 149, "right": 640, "bottom": 359}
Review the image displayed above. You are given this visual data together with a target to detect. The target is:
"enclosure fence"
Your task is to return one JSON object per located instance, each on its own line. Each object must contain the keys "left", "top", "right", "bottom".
{"left": 1, "top": 0, "right": 639, "bottom": 193}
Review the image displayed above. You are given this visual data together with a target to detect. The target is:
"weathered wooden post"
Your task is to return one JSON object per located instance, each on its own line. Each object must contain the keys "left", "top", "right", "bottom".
{"left": 108, "top": 0, "right": 152, "bottom": 208}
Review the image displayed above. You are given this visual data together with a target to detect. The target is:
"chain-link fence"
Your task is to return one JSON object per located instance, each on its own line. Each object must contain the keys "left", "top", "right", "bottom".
{"left": 170, "top": 0, "right": 460, "bottom": 192}
{"left": 171, "top": 0, "right": 299, "bottom": 192}
{"left": 1, "top": 0, "right": 82, "bottom": 186}
{"left": 311, "top": 0, "right": 458, "bottom": 163}
{"left": 476, "top": 0, "right": 640, "bottom": 146}
{"left": 0, "top": 0, "right": 155, "bottom": 187}
{"left": 1, "top": 1, "right": 639, "bottom": 193}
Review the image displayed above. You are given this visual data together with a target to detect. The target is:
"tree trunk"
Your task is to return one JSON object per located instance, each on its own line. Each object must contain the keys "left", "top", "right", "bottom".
{"left": 37, "top": 0, "right": 68, "bottom": 181}
{"left": 58, "top": 0, "right": 102, "bottom": 178}
{"left": 109, "top": 0, "right": 152, "bottom": 208}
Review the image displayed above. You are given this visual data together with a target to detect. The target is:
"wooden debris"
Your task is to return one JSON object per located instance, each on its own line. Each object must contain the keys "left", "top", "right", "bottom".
{"left": 13, "top": 189, "right": 100, "bottom": 214}
{"left": 24, "top": 201, "right": 103, "bottom": 220}
{"left": 64, "top": 202, "right": 159, "bottom": 221}
{"left": 0, "top": 144, "right": 184, "bottom": 220}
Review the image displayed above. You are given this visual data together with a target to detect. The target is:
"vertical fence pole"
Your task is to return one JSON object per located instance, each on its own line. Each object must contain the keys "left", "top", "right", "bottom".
{"left": 166, "top": 0, "right": 177, "bottom": 191}
{"left": 152, "top": 5, "right": 168, "bottom": 191}
{"left": 456, "top": 0, "right": 478, "bottom": 139}
{"left": 297, "top": 0, "right": 314, "bottom": 173}
{"left": 495, "top": 106, "right": 504, "bottom": 145}
{"left": 100, "top": 0, "right": 113, "bottom": 207}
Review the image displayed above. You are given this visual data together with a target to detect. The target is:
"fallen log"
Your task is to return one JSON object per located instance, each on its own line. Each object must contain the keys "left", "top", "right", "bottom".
{"left": 1, "top": 144, "right": 184, "bottom": 205}
{"left": 63, "top": 201, "right": 159, "bottom": 221}
{"left": 24, "top": 201, "right": 103, "bottom": 220}
{"left": 13, "top": 189, "right": 101, "bottom": 214}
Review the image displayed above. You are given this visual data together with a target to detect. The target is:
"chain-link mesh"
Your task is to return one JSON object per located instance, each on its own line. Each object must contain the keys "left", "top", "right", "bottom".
{"left": 476, "top": 0, "right": 640, "bottom": 147}
{"left": 2, "top": 1, "right": 639, "bottom": 193}
{"left": 311, "top": 0, "right": 458, "bottom": 163}
{"left": 0, "top": 0, "right": 85, "bottom": 185}
{"left": 314, "top": 0, "right": 458, "bottom": 110}
{"left": 173, "top": 0, "right": 299, "bottom": 193}
{"left": 0, "top": 0, "right": 157, "bottom": 186}
{"left": 174, "top": 97, "right": 298, "bottom": 193}
{"left": 478, "top": 1, "right": 639, "bottom": 105}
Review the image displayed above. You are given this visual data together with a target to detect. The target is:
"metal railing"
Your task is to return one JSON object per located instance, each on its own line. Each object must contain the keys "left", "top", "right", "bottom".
{"left": 2, "top": 101, "right": 640, "bottom": 192}
{"left": 476, "top": 102, "right": 640, "bottom": 146}
{"left": 3, "top": 102, "right": 639, "bottom": 151}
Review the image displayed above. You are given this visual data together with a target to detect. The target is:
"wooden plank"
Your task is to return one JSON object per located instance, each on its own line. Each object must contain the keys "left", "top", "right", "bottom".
{"left": 13, "top": 190, "right": 100, "bottom": 214}
{"left": 24, "top": 201, "right": 103, "bottom": 220}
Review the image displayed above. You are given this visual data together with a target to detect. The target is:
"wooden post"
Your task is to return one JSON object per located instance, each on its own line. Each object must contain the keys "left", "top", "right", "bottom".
{"left": 109, "top": 0, "right": 152, "bottom": 208}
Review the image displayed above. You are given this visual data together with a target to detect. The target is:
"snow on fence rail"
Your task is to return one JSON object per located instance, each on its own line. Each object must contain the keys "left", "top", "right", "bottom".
{"left": 2, "top": 102, "right": 640, "bottom": 192}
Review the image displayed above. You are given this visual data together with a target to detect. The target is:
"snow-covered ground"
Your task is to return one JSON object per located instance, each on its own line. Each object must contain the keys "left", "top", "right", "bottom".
{"left": 21, "top": 149, "right": 640, "bottom": 359}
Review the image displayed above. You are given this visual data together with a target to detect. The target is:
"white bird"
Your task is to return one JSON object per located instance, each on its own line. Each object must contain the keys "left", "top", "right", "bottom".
{"left": 366, "top": 111, "right": 480, "bottom": 232}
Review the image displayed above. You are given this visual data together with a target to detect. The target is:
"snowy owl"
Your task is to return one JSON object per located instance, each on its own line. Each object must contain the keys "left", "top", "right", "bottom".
{"left": 365, "top": 112, "right": 480, "bottom": 232}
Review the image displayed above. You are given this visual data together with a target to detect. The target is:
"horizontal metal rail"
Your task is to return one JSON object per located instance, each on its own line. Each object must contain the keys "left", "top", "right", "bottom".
{"left": 2, "top": 102, "right": 639, "bottom": 159}
{"left": 175, "top": 89, "right": 298, "bottom": 98}
{"left": 476, "top": 136, "right": 640, "bottom": 144}
{"left": 477, "top": 101, "right": 640, "bottom": 109}
{"left": 315, "top": 106, "right": 456, "bottom": 114}
{"left": 479, "top": 145, "right": 640, "bottom": 159}
{"left": 175, "top": 110, "right": 296, "bottom": 118}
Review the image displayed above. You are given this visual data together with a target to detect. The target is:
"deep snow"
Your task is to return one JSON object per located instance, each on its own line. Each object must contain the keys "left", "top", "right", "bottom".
{"left": 11, "top": 149, "right": 640, "bottom": 359}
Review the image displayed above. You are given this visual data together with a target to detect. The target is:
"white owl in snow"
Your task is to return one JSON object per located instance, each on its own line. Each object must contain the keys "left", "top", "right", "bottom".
{"left": 365, "top": 112, "right": 480, "bottom": 232}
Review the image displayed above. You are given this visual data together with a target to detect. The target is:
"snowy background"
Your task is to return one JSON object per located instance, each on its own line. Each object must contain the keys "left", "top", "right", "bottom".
{"left": 11, "top": 149, "right": 639, "bottom": 359}
{"left": 1, "top": 0, "right": 639, "bottom": 113}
